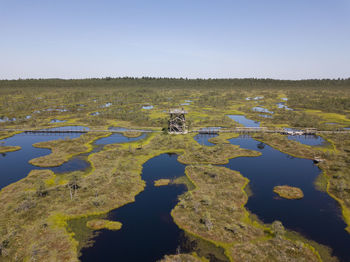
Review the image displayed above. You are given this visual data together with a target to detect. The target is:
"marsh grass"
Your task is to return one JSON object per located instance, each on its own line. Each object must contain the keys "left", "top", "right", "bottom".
{"left": 0, "top": 145, "right": 21, "bottom": 154}
{"left": 154, "top": 179, "right": 171, "bottom": 186}
{"left": 273, "top": 185, "right": 304, "bottom": 200}
{"left": 1, "top": 79, "right": 350, "bottom": 261}
{"left": 172, "top": 165, "right": 323, "bottom": 262}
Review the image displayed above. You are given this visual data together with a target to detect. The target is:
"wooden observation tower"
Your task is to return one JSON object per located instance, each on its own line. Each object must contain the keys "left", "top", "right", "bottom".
{"left": 168, "top": 108, "right": 188, "bottom": 134}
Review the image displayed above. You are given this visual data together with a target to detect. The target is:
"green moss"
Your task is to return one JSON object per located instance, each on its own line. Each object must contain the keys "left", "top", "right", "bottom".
{"left": 154, "top": 179, "right": 171, "bottom": 186}
{"left": 122, "top": 131, "right": 142, "bottom": 138}
{"left": 314, "top": 173, "right": 328, "bottom": 192}
{"left": 86, "top": 219, "right": 122, "bottom": 231}
{"left": 284, "top": 230, "right": 338, "bottom": 262}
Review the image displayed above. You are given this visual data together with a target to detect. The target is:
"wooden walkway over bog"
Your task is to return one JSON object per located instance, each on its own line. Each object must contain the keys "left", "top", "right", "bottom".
{"left": 193, "top": 127, "right": 350, "bottom": 135}
{"left": 0, "top": 128, "right": 154, "bottom": 134}
{"left": 1, "top": 127, "right": 350, "bottom": 136}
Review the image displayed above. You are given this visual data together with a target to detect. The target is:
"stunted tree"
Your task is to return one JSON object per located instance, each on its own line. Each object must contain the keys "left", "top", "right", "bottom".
{"left": 36, "top": 180, "right": 48, "bottom": 197}
{"left": 68, "top": 175, "right": 80, "bottom": 199}
{"left": 271, "top": 220, "right": 285, "bottom": 239}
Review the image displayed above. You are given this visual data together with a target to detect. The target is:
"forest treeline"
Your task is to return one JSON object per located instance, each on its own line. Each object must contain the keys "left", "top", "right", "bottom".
{"left": 1, "top": 77, "right": 350, "bottom": 90}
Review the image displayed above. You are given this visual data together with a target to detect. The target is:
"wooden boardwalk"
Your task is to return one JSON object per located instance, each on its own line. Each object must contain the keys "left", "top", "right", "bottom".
{"left": 0, "top": 128, "right": 155, "bottom": 134}
{"left": 1, "top": 127, "right": 350, "bottom": 135}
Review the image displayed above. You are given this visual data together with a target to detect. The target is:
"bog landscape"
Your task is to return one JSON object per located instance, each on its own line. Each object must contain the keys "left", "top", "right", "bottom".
{"left": 1, "top": 78, "right": 350, "bottom": 261}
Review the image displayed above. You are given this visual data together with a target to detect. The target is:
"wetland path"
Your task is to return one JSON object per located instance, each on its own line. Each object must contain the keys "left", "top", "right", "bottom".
{"left": 2, "top": 127, "right": 349, "bottom": 135}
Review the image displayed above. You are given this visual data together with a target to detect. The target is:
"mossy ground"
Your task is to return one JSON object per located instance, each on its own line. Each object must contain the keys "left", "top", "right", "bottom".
{"left": 86, "top": 219, "right": 122, "bottom": 231}
{"left": 0, "top": 145, "right": 21, "bottom": 154}
{"left": 122, "top": 131, "right": 142, "bottom": 138}
{"left": 154, "top": 179, "right": 171, "bottom": 186}
{"left": 1, "top": 81, "right": 350, "bottom": 261}
{"left": 0, "top": 132, "right": 264, "bottom": 261}
{"left": 273, "top": 185, "right": 304, "bottom": 200}
{"left": 171, "top": 165, "right": 333, "bottom": 262}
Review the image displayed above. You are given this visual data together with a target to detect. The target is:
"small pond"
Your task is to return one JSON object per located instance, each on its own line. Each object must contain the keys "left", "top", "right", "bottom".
{"left": 95, "top": 133, "right": 146, "bottom": 145}
{"left": 45, "top": 108, "right": 68, "bottom": 112}
{"left": 194, "top": 134, "right": 218, "bottom": 146}
{"left": 0, "top": 127, "right": 147, "bottom": 190}
{"left": 181, "top": 100, "right": 193, "bottom": 106}
{"left": 227, "top": 115, "right": 260, "bottom": 127}
{"left": 50, "top": 119, "right": 66, "bottom": 123}
{"left": 101, "top": 102, "right": 112, "bottom": 108}
{"left": 252, "top": 106, "right": 274, "bottom": 114}
{"left": 277, "top": 102, "right": 293, "bottom": 110}
{"left": 246, "top": 96, "right": 264, "bottom": 101}
{"left": 0, "top": 132, "right": 82, "bottom": 189}
{"left": 259, "top": 114, "right": 273, "bottom": 118}
{"left": 0, "top": 117, "right": 16, "bottom": 122}
{"left": 142, "top": 105, "right": 154, "bottom": 110}
{"left": 287, "top": 135, "right": 325, "bottom": 146}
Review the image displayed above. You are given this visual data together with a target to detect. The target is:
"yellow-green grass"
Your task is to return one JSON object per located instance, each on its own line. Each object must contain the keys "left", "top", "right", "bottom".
{"left": 1, "top": 84, "right": 350, "bottom": 261}
{"left": 122, "top": 131, "right": 142, "bottom": 138}
{"left": 86, "top": 219, "right": 122, "bottom": 231}
{"left": 160, "top": 253, "right": 208, "bottom": 262}
{"left": 0, "top": 145, "right": 21, "bottom": 154}
{"left": 154, "top": 179, "right": 171, "bottom": 186}
{"left": 273, "top": 185, "right": 304, "bottom": 200}
{"left": 0, "top": 131, "right": 22, "bottom": 140}
{"left": 304, "top": 110, "right": 350, "bottom": 125}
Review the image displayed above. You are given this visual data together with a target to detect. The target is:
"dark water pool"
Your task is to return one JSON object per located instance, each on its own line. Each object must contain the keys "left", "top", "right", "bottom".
{"left": 277, "top": 102, "right": 293, "bottom": 110}
{"left": 226, "top": 136, "right": 350, "bottom": 261}
{"left": 287, "top": 135, "right": 325, "bottom": 146}
{"left": 0, "top": 132, "right": 82, "bottom": 189}
{"left": 194, "top": 133, "right": 218, "bottom": 146}
{"left": 0, "top": 130, "right": 146, "bottom": 190}
{"left": 80, "top": 154, "right": 187, "bottom": 262}
{"left": 252, "top": 106, "right": 274, "bottom": 114}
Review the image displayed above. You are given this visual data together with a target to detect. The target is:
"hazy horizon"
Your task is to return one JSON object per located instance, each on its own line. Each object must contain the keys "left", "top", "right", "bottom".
{"left": 1, "top": 0, "right": 349, "bottom": 80}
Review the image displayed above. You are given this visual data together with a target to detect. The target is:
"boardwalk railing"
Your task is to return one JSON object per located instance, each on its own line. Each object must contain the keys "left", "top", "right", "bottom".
{"left": 0, "top": 128, "right": 155, "bottom": 134}
{"left": 1, "top": 127, "right": 350, "bottom": 135}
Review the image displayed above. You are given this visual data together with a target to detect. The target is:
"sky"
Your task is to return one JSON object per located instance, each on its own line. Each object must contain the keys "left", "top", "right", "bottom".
{"left": 0, "top": 0, "right": 349, "bottom": 80}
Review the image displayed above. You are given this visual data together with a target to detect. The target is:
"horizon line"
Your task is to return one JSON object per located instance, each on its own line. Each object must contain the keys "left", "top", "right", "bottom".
{"left": 1, "top": 76, "right": 350, "bottom": 81}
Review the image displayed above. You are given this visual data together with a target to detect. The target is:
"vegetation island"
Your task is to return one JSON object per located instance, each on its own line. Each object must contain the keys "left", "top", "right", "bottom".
{"left": 274, "top": 185, "right": 304, "bottom": 199}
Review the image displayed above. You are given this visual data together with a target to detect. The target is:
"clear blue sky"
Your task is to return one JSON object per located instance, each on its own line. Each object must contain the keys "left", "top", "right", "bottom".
{"left": 1, "top": 0, "right": 349, "bottom": 80}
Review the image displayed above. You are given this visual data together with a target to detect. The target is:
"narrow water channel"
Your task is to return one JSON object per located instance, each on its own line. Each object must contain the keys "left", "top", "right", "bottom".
{"left": 80, "top": 154, "right": 187, "bottom": 262}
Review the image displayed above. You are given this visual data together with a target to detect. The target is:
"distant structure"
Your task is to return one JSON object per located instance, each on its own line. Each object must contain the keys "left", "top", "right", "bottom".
{"left": 168, "top": 108, "right": 188, "bottom": 134}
